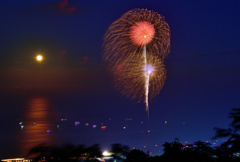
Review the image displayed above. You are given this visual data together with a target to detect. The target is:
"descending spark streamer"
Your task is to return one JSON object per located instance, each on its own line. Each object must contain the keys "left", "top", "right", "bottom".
{"left": 102, "top": 8, "right": 170, "bottom": 122}
{"left": 143, "top": 45, "right": 149, "bottom": 118}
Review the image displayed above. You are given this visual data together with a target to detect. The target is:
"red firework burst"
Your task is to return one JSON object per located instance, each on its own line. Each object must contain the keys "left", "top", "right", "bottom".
{"left": 130, "top": 21, "right": 155, "bottom": 46}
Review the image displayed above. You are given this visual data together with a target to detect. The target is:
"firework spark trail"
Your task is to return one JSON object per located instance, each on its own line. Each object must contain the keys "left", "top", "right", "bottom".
{"left": 143, "top": 45, "right": 149, "bottom": 119}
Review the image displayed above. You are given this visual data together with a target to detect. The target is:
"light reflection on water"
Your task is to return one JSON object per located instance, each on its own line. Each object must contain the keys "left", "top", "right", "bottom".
{"left": 19, "top": 97, "right": 57, "bottom": 156}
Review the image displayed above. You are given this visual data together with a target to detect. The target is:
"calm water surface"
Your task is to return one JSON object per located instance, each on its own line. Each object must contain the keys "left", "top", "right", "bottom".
{"left": 1, "top": 95, "right": 59, "bottom": 158}
{"left": 19, "top": 97, "right": 57, "bottom": 156}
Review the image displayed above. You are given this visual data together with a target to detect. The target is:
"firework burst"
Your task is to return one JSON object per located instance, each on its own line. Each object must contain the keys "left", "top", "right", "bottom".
{"left": 103, "top": 8, "right": 170, "bottom": 67}
{"left": 113, "top": 54, "right": 167, "bottom": 102}
{"left": 130, "top": 21, "right": 155, "bottom": 46}
{"left": 102, "top": 8, "right": 170, "bottom": 120}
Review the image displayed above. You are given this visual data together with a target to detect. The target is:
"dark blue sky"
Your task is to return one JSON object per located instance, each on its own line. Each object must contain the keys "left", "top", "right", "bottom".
{"left": 1, "top": 0, "right": 240, "bottom": 158}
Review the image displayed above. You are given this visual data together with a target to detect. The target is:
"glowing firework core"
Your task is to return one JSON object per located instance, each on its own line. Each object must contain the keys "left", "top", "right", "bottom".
{"left": 130, "top": 21, "right": 155, "bottom": 46}
{"left": 143, "top": 64, "right": 154, "bottom": 75}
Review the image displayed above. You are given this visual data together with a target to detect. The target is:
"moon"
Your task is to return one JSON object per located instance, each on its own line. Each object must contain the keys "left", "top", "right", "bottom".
{"left": 36, "top": 55, "right": 43, "bottom": 62}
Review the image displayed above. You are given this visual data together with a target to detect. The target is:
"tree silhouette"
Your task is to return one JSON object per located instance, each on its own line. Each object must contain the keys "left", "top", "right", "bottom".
{"left": 161, "top": 138, "right": 184, "bottom": 161}
{"left": 161, "top": 139, "right": 215, "bottom": 162}
{"left": 28, "top": 143, "right": 102, "bottom": 161}
{"left": 189, "top": 141, "right": 214, "bottom": 161}
{"left": 111, "top": 143, "right": 129, "bottom": 161}
{"left": 86, "top": 144, "right": 102, "bottom": 159}
{"left": 74, "top": 144, "right": 86, "bottom": 157}
{"left": 124, "top": 149, "right": 149, "bottom": 162}
{"left": 111, "top": 143, "right": 129, "bottom": 156}
{"left": 163, "top": 138, "right": 182, "bottom": 155}
{"left": 213, "top": 108, "right": 240, "bottom": 156}
{"left": 28, "top": 143, "right": 54, "bottom": 162}
{"left": 194, "top": 141, "right": 213, "bottom": 155}
{"left": 58, "top": 144, "right": 76, "bottom": 161}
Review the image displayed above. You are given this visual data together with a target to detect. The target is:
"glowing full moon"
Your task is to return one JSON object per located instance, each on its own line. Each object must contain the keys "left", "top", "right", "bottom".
{"left": 36, "top": 55, "right": 43, "bottom": 61}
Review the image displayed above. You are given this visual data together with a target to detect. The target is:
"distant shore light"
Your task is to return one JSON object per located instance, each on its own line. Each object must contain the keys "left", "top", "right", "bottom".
{"left": 102, "top": 151, "right": 110, "bottom": 156}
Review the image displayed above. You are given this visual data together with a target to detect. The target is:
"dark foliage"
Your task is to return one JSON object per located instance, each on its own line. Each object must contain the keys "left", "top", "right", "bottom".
{"left": 160, "top": 138, "right": 215, "bottom": 162}
{"left": 28, "top": 143, "right": 102, "bottom": 162}
{"left": 124, "top": 149, "right": 149, "bottom": 162}
{"left": 213, "top": 107, "right": 240, "bottom": 158}
{"left": 111, "top": 143, "right": 130, "bottom": 156}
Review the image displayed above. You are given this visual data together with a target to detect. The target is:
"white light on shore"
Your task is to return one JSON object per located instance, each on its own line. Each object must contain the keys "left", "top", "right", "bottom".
{"left": 102, "top": 151, "right": 110, "bottom": 156}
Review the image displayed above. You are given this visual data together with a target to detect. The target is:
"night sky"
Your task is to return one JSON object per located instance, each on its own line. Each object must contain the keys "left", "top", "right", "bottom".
{"left": 1, "top": 0, "right": 240, "bottom": 159}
